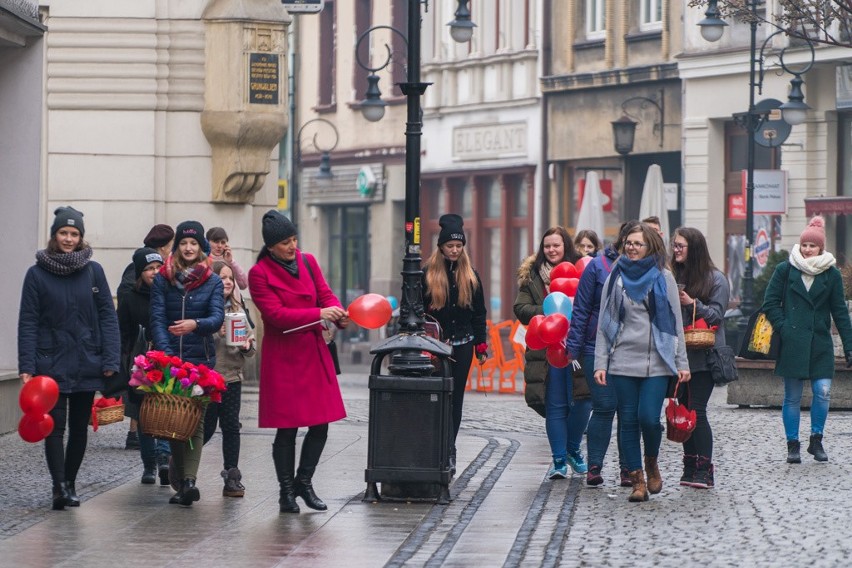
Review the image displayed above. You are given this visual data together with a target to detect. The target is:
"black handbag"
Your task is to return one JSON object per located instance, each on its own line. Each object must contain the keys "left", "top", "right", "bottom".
{"left": 301, "top": 255, "right": 341, "bottom": 375}
{"left": 738, "top": 264, "right": 790, "bottom": 361}
{"left": 707, "top": 345, "right": 738, "bottom": 385}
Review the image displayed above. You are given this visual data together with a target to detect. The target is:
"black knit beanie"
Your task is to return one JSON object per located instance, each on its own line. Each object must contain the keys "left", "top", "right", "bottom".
{"left": 262, "top": 210, "right": 297, "bottom": 247}
{"left": 437, "top": 214, "right": 466, "bottom": 246}
{"left": 51, "top": 206, "right": 85, "bottom": 237}
{"left": 132, "top": 247, "right": 163, "bottom": 279}
{"left": 173, "top": 220, "right": 210, "bottom": 254}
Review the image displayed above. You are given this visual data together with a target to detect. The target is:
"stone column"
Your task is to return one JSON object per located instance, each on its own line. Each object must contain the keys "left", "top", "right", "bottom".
{"left": 201, "top": 0, "right": 291, "bottom": 203}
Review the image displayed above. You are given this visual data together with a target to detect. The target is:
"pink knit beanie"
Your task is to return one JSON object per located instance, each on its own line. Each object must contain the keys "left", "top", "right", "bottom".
{"left": 800, "top": 215, "right": 826, "bottom": 251}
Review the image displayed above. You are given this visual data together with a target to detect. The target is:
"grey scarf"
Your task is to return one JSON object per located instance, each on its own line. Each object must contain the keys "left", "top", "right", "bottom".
{"left": 35, "top": 247, "right": 93, "bottom": 276}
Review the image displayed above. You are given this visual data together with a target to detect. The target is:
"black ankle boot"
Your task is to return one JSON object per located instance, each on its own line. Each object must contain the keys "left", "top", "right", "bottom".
{"left": 178, "top": 478, "right": 200, "bottom": 506}
{"left": 66, "top": 481, "right": 81, "bottom": 507}
{"left": 157, "top": 454, "right": 170, "bottom": 486}
{"left": 52, "top": 482, "right": 71, "bottom": 510}
{"left": 787, "top": 440, "right": 801, "bottom": 464}
{"left": 294, "top": 473, "right": 327, "bottom": 511}
{"left": 273, "top": 443, "right": 300, "bottom": 514}
{"left": 807, "top": 434, "right": 828, "bottom": 462}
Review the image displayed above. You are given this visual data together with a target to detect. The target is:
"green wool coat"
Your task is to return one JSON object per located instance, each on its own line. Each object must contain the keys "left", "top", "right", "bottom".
{"left": 763, "top": 261, "right": 852, "bottom": 379}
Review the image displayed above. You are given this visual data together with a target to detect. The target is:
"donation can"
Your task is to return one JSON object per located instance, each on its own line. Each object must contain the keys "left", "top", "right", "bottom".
{"left": 224, "top": 312, "right": 247, "bottom": 346}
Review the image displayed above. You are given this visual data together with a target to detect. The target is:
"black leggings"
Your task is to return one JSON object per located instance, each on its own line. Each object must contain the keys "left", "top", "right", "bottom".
{"left": 450, "top": 342, "right": 474, "bottom": 445}
{"left": 678, "top": 370, "right": 715, "bottom": 460}
{"left": 203, "top": 381, "right": 242, "bottom": 470}
{"left": 45, "top": 391, "right": 96, "bottom": 484}
{"left": 274, "top": 424, "right": 329, "bottom": 474}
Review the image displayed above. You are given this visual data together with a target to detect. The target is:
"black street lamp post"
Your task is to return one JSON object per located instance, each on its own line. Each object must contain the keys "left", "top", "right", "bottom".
{"left": 697, "top": 0, "right": 814, "bottom": 335}
{"left": 356, "top": 0, "right": 474, "bottom": 504}
{"left": 290, "top": 118, "right": 339, "bottom": 221}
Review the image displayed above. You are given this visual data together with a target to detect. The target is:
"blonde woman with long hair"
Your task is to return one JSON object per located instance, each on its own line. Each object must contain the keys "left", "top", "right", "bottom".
{"left": 423, "top": 214, "right": 487, "bottom": 475}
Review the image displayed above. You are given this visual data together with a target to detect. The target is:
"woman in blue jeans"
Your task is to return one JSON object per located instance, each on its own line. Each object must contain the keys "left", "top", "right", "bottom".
{"left": 594, "top": 223, "right": 689, "bottom": 502}
{"left": 567, "top": 221, "right": 638, "bottom": 487}
{"left": 763, "top": 216, "right": 852, "bottom": 463}
{"left": 514, "top": 226, "right": 591, "bottom": 479}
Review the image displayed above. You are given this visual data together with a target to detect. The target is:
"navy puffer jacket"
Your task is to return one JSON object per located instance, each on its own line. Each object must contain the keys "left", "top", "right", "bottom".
{"left": 18, "top": 261, "right": 121, "bottom": 393}
{"left": 149, "top": 270, "right": 224, "bottom": 367}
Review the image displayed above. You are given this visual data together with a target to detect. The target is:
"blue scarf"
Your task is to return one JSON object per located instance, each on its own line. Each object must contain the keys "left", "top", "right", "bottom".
{"left": 599, "top": 255, "right": 679, "bottom": 374}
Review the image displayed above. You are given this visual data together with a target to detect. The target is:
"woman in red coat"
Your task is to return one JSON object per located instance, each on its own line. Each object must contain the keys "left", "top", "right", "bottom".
{"left": 249, "top": 210, "right": 348, "bottom": 514}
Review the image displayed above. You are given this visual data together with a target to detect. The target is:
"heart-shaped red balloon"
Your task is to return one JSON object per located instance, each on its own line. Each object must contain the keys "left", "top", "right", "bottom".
{"left": 546, "top": 344, "right": 571, "bottom": 368}
{"left": 539, "top": 314, "right": 569, "bottom": 345}
{"left": 525, "top": 314, "right": 547, "bottom": 350}
{"left": 550, "top": 277, "right": 580, "bottom": 298}
{"left": 18, "top": 413, "right": 54, "bottom": 443}
{"left": 551, "top": 262, "right": 579, "bottom": 280}
{"left": 576, "top": 256, "right": 593, "bottom": 274}
{"left": 19, "top": 375, "right": 59, "bottom": 418}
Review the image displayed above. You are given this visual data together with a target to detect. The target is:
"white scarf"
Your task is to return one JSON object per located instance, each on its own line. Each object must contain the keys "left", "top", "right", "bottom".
{"left": 789, "top": 244, "right": 836, "bottom": 291}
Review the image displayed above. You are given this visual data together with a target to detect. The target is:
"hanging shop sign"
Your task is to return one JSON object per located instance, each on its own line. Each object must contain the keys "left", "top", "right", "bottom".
{"left": 741, "top": 169, "right": 787, "bottom": 215}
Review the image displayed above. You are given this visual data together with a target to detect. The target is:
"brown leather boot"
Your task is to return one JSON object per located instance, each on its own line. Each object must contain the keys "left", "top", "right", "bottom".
{"left": 644, "top": 456, "right": 662, "bottom": 494}
{"left": 628, "top": 469, "right": 649, "bottom": 502}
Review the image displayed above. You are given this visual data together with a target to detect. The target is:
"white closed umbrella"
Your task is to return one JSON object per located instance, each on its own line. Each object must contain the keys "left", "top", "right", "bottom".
{"left": 639, "top": 164, "right": 670, "bottom": 241}
{"left": 576, "top": 170, "right": 605, "bottom": 238}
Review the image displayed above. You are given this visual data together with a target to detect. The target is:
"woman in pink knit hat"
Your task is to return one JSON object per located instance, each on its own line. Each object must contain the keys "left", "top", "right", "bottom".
{"left": 763, "top": 215, "right": 852, "bottom": 464}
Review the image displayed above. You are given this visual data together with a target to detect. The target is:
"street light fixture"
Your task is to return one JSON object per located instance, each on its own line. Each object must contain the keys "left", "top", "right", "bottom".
{"left": 611, "top": 93, "right": 665, "bottom": 156}
{"left": 357, "top": 0, "right": 475, "bottom": 505}
{"left": 290, "top": 118, "right": 339, "bottom": 221}
{"left": 697, "top": 0, "right": 815, "bottom": 337}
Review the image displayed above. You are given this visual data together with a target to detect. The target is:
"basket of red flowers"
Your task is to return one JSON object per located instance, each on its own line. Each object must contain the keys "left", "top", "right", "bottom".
{"left": 131, "top": 351, "right": 227, "bottom": 442}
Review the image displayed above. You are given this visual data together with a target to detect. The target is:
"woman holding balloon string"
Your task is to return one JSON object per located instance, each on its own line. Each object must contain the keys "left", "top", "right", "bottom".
{"left": 18, "top": 207, "right": 121, "bottom": 510}
{"left": 249, "top": 210, "right": 348, "bottom": 514}
{"left": 514, "top": 226, "right": 592, "bottom": 479}
{"left": 422, "top": 214, "right": 487, "bottom": 475}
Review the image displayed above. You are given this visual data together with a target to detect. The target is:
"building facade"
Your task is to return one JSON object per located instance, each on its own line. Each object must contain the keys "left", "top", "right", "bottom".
{"left": 543, "top": 0, "right": 684, "bottom": 243}
{"left": 680, "top": 2, "right": 852, "bottom": 300}
{"left": 0, "top": 0, "right": 45, "bottom": 431}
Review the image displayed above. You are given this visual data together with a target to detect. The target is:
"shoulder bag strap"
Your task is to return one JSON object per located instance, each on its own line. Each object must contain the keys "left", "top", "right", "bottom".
{"left": 88, "top": 265, "right": 101, "bottom": 343}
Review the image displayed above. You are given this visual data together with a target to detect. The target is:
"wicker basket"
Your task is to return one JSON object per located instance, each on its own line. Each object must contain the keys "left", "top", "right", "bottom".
{"left": 89, "top": 404, "right": 125, "bottom": 426}
{"left": 139, "top": 393, "right": 203, "bottom": 442}
{"left": 684, "top": 303, "right": 716, "bottom": 350}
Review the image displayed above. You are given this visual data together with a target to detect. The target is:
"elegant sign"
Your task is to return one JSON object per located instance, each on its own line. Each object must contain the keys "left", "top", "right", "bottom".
{"left": 728, "top": 194, "right": 746, "bottom": 220}
{"left": 248, "top": 53, "right": 279, "bottom": 105}
{"left": 453, "top": 122, "right": 527, "bottom": 161}
{"left": 577, "top": 178, "right": 614, "bottom": 212}
{"left": 741, "top": 169, "right": 787, "bottom": 215}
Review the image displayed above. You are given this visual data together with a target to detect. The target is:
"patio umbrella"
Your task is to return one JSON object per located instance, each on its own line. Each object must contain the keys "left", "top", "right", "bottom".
{"left": 639, "top": 164, "right": 670, "bottom": 241}
{"left": 576, "top": 170, "right": 605, "bottom": 239}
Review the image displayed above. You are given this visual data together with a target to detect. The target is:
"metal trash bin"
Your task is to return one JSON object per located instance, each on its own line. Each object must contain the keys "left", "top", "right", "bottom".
{"left": 364, "top": 334, "right": 453, "bottom": 504}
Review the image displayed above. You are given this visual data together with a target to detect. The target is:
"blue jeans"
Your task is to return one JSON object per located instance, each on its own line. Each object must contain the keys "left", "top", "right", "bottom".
{"left": 782, "top": 377, "right": 831, "bottom": 440}
{"left": 139, "top": 431, "right": 171, "bottom": 465}
{"left": 583, "top": 355, "right": 624, "bottom": 469}
{"left": 610, "top": 374, "right": 669, "bottom": 471}
{"left": 545, "top": 364, "right": 592, "bottom": 462}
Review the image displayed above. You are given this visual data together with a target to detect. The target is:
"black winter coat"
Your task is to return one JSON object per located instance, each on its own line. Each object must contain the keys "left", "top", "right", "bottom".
{"left": 18, "top": 260, "right": 121, "bottom": 393}
{"left": 150, "top": 271, "right": 224, "bottom": 367}
{"left": 117, "top": 283, "right": 154, "bottom": 409}
{"left": 423, "top": 258, "right": 487, "bottom": 345}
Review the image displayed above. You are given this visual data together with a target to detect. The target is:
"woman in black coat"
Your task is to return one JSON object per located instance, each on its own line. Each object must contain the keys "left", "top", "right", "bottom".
{"left": 18, "top": 207, "right": 120, "bottom": 510}
{"left": 117, "top": 247, "right": 170, "bottom": 486}
{"left": 423, "top": 214, "right": 487, "bottom": 475}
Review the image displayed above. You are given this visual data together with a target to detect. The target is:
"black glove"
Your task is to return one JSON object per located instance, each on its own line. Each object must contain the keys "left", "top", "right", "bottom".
{"left": 846, "top": 351, "right": 852, "bottom": 369}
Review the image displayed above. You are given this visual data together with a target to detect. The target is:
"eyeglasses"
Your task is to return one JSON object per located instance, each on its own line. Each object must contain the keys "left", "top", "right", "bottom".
{"left": 624, "top": 241, "right": 647, "bottom": 249}
{"left": 672, "top": 243, "right": 688, "bottom": 251}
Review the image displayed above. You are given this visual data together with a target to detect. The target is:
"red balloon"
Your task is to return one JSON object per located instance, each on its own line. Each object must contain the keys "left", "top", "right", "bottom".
{"left": 576, "top": 256, "right": 593, "bottom": 274}
{"left": 18, "top": 413, "right": 54, "bottom": 443}
{"left": 526, "top": 315, "right": 547, "bottom": 350}
{"left": 551, "top": 262, "right": 579, "bottom": 280}
{"left": 347, "top": 293, "right": 393, "bottom": 329}
{"left": 550, "top": 278, "right": 573, "bottom": 297}
{"left": 539, "top": 314, "right": 569, "bottom": 345}
{"left": 19, "top": 375, "right": 59, "bottom": 418}
{"left": 546, "top": 344, "right": 571, "bottom": 368}
{"left": 561, "top": 278, "right": 580, "bottom": 298}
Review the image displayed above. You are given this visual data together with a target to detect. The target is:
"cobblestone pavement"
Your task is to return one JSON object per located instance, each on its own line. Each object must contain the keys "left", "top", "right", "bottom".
{"left": 2, "top": 366, "right": 852, "bottom": 567}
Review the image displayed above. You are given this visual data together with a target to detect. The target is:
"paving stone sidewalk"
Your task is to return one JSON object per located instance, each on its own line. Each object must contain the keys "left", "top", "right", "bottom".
{"left": 1, "top": 366, "right": 851, "bottom": 567}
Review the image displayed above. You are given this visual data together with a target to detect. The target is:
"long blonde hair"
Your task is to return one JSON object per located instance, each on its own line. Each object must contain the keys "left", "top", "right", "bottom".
{"left": 424, "top": 246, "right": 479, "bottom": 310}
